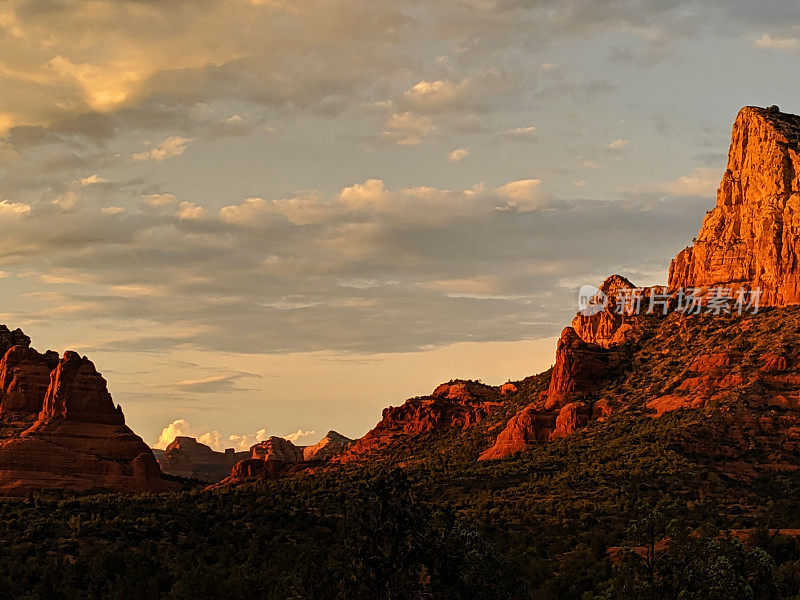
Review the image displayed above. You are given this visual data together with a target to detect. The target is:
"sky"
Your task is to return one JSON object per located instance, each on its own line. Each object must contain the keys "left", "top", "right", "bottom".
{"left": 1, "top": 0, "right": 800, "bottom": 449}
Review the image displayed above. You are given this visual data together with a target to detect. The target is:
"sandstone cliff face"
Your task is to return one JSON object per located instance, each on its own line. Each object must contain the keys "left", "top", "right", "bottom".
{"left": 669, "top": 106, "right": 800, "bottom": 305}
{"left": 545, "top": 327, "right": 622, "bottom": 410}
{"left": 551, "top": 402, "right": 591, "bottom": 439}
{"left": 38, "top": 352, "right": 125, "bottom": 426}
{"left": 0, "top": 331, "right": 167, "bottom": 494}
{"left": 0, "top": 346, "right": 58, "bottom": 414}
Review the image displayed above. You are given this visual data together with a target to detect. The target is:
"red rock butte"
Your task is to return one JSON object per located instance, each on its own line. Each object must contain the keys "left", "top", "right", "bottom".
{"left": 669, "top": 105, "right": 800, "bottom": 304}
{"left": 0, "top": 326, "right": 167, "bottom": 494}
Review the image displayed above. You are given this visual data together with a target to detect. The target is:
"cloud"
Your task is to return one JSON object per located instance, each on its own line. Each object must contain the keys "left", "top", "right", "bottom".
{"left": 175, "top": 201, "right": 208, "bottom": 221}
{"left": 381, "top": 112, "right": 436, "bottom": 145}
{"left": 79, "top": 174, "right": 106, "bottom": 186}
{"left": 142, "top": 193, "right": 177, "bottom": 207}
{"left": 0, "top": 174, "right": 713, "bottom": 356}
{"left": 495, "top": 179, "right": 548, "bottom": 212}
{"left": 607, "top": 139, "right": 629, "bottom": 151}
{"left": 448, "top": 148, "right": 469, "bottom": 162}
{"left": 133, "top": 137, "right": 192, "bottom": 161}
{"left": 402, "top": 79, "right": 471, "bottom": 113}
{"left": 0, "top": 199, "right": 31, "bottom": 216}
{"left": 754, "top": 34, "right": 800, "bottom": 51}
{"left": 622, "top": 166, "right": 719, "bottom": 197}
{"left": 283, "top": 429, "right": 316, "bottom": 443}
{"left": 163, "top": 371, "right": 260, "bottom": 394}
{"left": 500, "top": 126, "right": 538, "bottom": 140}
{"left": 228, "top": 428, "right": 268, "bottom": 451}
{"left": 154, "top": 418, "right": 269, "bottom": 451}
{"left": 154, "top": 418, "right": 196, "bottom": 450}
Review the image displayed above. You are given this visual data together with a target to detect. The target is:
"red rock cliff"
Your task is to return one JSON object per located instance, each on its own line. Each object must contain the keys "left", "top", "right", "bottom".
{"left": 669, "top": 106, "right": 800, "bottom": 304}
{"left": 0, "top": 332, "right": 168, "bottom": 494}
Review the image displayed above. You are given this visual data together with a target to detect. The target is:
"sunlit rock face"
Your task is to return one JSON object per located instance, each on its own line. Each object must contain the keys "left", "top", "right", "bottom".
{"left": 545, "top": 327, "right": 622, "bottom": 410}
{"left": 0, "top": 331, "right": 168, "bottom": 495}
{"left": 669, "top": 106, "right": 800, "bottom": 305}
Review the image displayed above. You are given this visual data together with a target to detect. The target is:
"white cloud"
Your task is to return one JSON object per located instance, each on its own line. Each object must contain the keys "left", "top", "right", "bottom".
{"left": 133, "top": 137, "right": 193, "bottom": 161}
{"left": 501, "top": 126, "right": 538, "bottom": 140}
{"left": 448, "top": 148, "right": 469, "bottom": 162}
{"left": 154, "top": 418, "right": 270, "bottom": 451}
{"left": 0, "top": 199, "right": 31, "bottom": 216}
{"left": 142, "top": 193, "right": 177, "bottom": 207}
{"left": 79, "top": 174, "right": 107, "bottom": 186}
{"left": 283, "top": 429, "right": 316, "bottom": 443}
{"left": 382, "top": 112, "right": 436, "bottom": 145}
{"left": 102, "top": 206, "right": 125, "bottom": 215}
{"left": 154, "top": 419, "right": 193, "bottom": 450}
{"left": 622, "top": 166, "right": 718, "bottom": 197}
{"left": 52, "top": 191, "right": 80, "bottom": 210}
{"left": 754, "top": 34, "right": 800, "bottom": 51}
{"left": 402, "top": 79, "right": 470, "bottom": 113}
{"left": 219, "top": 196, "right": 268, "bottom": 225}
{"left": 495, "top": 179, "right": 547, "bottom": 212}
{"left": 228, "top": 428, "right": 268, "bottom": 451}
{"left": 607, "top": 139, "right": 629, "bottom": 150}
{"left": 339, "top": 179, "right": 391, "bottom": 209}
{"left": 175, "top": 201, "right": 208, "bottom": 220}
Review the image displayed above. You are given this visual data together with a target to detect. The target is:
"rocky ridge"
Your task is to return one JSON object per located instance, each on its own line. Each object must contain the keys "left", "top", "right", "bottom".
{"left": 209, "top": 106, "right": 800, "bottom": 484}
{"left": 160, "top": 430, "right": 356, "bottom": 485}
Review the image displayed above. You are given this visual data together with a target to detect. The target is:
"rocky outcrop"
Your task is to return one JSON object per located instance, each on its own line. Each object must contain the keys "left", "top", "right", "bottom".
{"left": 0, "top": 329, "right": 168, "bottom": 494}
{"left": 478, "top": 406, "right": 556, "bottom": 460}
{"left": 0, "top": 346, "right": 58, "bottom": 414}
{"left": 572, "top": 275, "right": 638, "bottom": 347}
{"left": 668, "top": 106, "right": 800, "bottom": 305}
{"left": 210, "top": 458, "right": 307, "bottom": 488}
{"left": 251, "top": 436, "right": 305, "bottom": 462}
{"left": 212, "top": 430, "right": 354, "bottom": 487}
{"left": 38, "top": 352, "right": 125, "bottom": 426}
{"left": 0, "top": 325, "right": 31, "bottom": 356}
{"left": 546, "top": 327, "right": 622, "bottom": 409}
{"left": 336, "top": 380, "right": 502, "bottom": 463}
{"left": 303, "top": 430, "right": 354, "bottom": 461}
{"left": 551, "top": 402, "right": 591, "bottom": 439}
{"left": 158, "top": 436, "right": 248, "bottom": 482}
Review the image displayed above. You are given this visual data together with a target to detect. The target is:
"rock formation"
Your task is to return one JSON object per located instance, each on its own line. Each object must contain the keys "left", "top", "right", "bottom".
{"left": 336, "top": 380, "right": 502, "bottom": 463}
{"left": 303, "top": 430, "right": 354, "bottom": 461}
{"left": 251, "top": 436, "right": 305, "bottom": 462}
{"left": 211, "top": 430, "right": 354, "bottom": 486}
{"left": 669, "top": 106, "right": 800, "bottom": 305}
{"left": 0, "top": 346, "right": 58, "bottom": 414}
{"left": 545, "top": 327, "right": 622, "bottom": 409}
{"left": 477, "top": 406, "right": 556, "bottom": 460}
{"left": 551, "top": 402, "right": 592, "bottom": 439}
{"left": 158, "top": 436, "right": 248, "bottom": 482}
{"left": 571, "top": 275, "right": 637, "bottom": 347}
{"left": 0, "top": 330, "right": 168, "bottom": 494}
